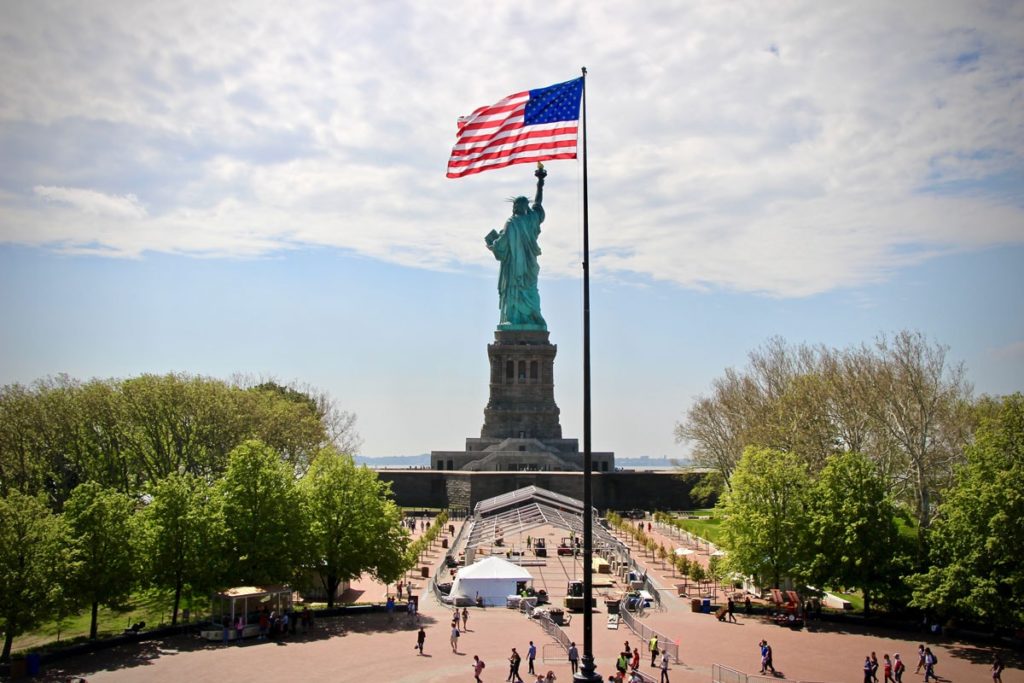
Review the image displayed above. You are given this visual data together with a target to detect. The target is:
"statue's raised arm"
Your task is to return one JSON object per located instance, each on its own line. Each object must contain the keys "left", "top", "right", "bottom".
{"left": 533, "top": 163, "right": 546, "bottom": 209}
{"left": 483, "top": 167, "right": 549, "bottom": 331}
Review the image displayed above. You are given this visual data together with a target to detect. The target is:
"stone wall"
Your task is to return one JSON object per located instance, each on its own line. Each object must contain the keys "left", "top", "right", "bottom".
{"left": 378, "top": 469, "right": 705, "bottom": 511}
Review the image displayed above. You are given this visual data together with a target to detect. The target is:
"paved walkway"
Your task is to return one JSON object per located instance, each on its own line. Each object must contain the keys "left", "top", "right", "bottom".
{"left": 30, "top": 517, "right": 1019, "bottom": 683}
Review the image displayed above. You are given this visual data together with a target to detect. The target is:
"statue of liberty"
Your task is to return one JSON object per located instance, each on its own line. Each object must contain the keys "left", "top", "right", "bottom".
{"left": 484, "top": 165, "right": 548, "bottom": 331}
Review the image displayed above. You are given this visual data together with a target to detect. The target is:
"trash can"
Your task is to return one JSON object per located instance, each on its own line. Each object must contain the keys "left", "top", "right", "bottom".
{"left": 691, "top": 598, "right": 702, "bottom": 613}
{"left": 606, "top": 599, "right": 620, "bottom": 615}
{"left": 421, "top": 566, "right": 429, "bottom": 578}
{"left": 702, "top": 598, "right": 712, "bottom": 613}
{"left": 26, "top": 654, "right": 40, "bottom": 676}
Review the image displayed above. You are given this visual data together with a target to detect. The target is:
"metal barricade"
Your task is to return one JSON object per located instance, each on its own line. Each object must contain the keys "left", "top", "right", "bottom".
{"left": 618, "top": 599, "right": 679, "bottom": 664}
{"left": 712, "top": 663, "right": 747, "bottom": 683}
{"left": 534, "top": 613, "right": 573, "bottom": 654}
{"left": 711, "top": 663, "right": 838, "bottom": 683}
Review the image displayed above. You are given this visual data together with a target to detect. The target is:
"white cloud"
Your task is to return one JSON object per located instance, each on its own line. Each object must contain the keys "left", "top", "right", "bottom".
{"left": 1, "top": 0, "right": 1023, "bottom": 296}
{"left": 33, "top": 186, "right": 148, "bottom": 220}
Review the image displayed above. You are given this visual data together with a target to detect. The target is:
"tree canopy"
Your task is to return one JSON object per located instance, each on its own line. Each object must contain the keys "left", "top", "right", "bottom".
{"left": 135, "top": 472, "right": 228, "bottom": 625}
{"left": 677, "top": 332, "right": 972, "bottom": 557}
{"left": 301, "top": 449, "right": 410, "bottom": 607}
{"left": 63, "top": 481, "right": 136, "bottom": 640}
{"left": 804, "top": 451, "right": 908, "bottom": 614}
{"left": 718, "top": 446, "right": 811, "bottom": 588}
{"left": 0, "top": 491, "right": 66, "bottom": 662}
{"left": 219, "top": 440, "right": 307, "bottom": 585}
{"left": 908, "top": 393, "right": 1024, "bottom": 628}
{"left": 0, "top": 373, "right": 358, "bottom": 505}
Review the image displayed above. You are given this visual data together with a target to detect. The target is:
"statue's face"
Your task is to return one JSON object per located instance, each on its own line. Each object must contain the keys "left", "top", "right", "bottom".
{"left": 512, "top": 197, "right": 529, "bottom": 215}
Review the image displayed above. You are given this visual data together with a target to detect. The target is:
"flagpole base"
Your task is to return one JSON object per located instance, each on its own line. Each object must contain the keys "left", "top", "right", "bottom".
{"left": 574, "top": 655, "right": 602, "bottom": 683}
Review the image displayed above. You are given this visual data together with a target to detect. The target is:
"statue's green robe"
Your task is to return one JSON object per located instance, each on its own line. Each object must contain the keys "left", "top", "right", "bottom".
{"left": 487, "top": 202, "right": 547, "bottom": 330}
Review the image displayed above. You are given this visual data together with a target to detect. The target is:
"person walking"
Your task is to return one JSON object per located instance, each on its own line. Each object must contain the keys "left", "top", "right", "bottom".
{"left": 992, "top": 654, "right": 1004, "bottom": 683}
{"left": 528, "top": 641, "right": 537, "bottom": 675}
{"left": 660, "top": 650, "right": 670, "bottom": 683}
{"left": 616, "top": 651, "right": 629, "bottom": 678}
{"left": 451, "top": 622, "right": 461, "bottom": 653}
{"left": 416, "top": 626, "right": 426, "bottom": 655}
{"left": 649, "top": 635, "right": 660, "bottom": 667}
{"left": 631, "top": 647, "right": 640, "bottom": 672}
{"left": 727, "top": 597, "right": 737, "bottom": 622}
{"left": 568, "top": 642, "right": 579, "bottom": 675}
{"left": 235, "top": 615, "right": 244, "bottom": 645}
{"left": 883, "top": 654, "right": 894, "bottom": 683}
{"left": 473, "top": 655, "right": 486, "bottom": 682}
{"left": 870, "top": 652, "right": 879, "bottom": 682}
{"left": 863, "top": 656, "right": 874, "bottom": 683}
{"left": 915, "top": 645, "right": 926, "bottom": 674}
{"left": 923, "top": 648, "right": 936, "bottom": 683}
{"left": 765, "top": 642, "right": 776, "bottom": 675}
{"left": 462, "top": 607, "right": 470, "bottom": 631}
{"left": 893, "top": 654, "right": 905, "bottom": 683}
{"left": 508, "top": 647, "right": 523, "bottom": 682}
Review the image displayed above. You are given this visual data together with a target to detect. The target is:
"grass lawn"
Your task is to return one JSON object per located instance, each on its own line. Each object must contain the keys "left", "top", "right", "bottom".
{"left": 667, "top": 510, "right": 724, "bottom": 545}
{"left": 12, "top": 589, "right": 205, "bottom": 656}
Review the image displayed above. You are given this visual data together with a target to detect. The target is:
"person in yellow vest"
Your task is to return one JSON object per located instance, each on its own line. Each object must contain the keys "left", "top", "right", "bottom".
{"left": 649, "top": 635, "right": 660, "bottom": 667}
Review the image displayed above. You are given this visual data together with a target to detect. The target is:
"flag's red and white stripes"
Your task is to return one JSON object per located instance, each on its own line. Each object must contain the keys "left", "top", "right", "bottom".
{"left": 446, "top": 91, "right": 578, "bottom": 178}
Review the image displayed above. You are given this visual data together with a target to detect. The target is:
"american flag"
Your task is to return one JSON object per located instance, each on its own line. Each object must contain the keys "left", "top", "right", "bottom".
{"left": 446, "top": 77, "right": 583, "bottom": 179}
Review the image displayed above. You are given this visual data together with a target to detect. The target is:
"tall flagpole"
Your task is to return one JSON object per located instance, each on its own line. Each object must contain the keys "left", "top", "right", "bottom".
{"left": 575, "top": 65, "right": 601, "bottom": 683}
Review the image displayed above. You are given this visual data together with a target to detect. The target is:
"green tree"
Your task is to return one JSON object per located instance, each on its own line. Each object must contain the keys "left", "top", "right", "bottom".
{"left": 853, "top": 331, "right": 972, "bottom": 557}
{"left": 136, "top": 472, "right": 228, "bottom": 625}
{"left": 804, "top": 451, "right": 906, "bottom": 615}
{"left": 908, "top": 393, "right": 1024, "bottom": 628}
{"left": 219, "top": 440, "right": 305, "bottom": 585}
{"left": 687, "top": 470, "right": 725, "bottom": 507}
{"left": 0, "top": 491, "right": 67, "bottom": 662}
{"left": 301, "top": 449, "right": 409, "bottom": 607}
{"left": 63, "top": 482, "right": 136, "bottom": 640}
{"left": 0, "top": 383, "right": 48, "bottom": 497}
{"left": 718, "top": 446, "right": 811, "bottom": 589}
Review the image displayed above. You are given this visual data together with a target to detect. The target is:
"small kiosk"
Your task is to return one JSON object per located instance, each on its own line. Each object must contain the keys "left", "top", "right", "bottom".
{"left": 200, "top": 585, "right": 293, "bottom": 641}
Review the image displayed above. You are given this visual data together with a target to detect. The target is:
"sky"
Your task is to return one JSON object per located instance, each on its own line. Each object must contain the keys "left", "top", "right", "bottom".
{"left": 1, "top": 1, "right": 1022, "bottom": 459}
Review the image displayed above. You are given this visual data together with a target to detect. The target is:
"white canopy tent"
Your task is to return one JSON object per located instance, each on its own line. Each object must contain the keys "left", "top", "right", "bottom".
{"left": 449, "top": 556, "right": 533, "bottom": 607}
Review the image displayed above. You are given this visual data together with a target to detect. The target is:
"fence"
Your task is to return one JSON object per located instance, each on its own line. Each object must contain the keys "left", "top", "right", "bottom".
{"left": 429, "top": 516, "right": 475, "bottom": 605}
{"left": 711, "top": 663, "right": 833, "bottom": 683}
{"left": 624, "top": 555, "right": 668, "bottom": 611}
{"left": 535, "top": 612, "right": 573, "bottom": 653}
{"left": 618, "top": 598, "right": 679, "bottom": 664}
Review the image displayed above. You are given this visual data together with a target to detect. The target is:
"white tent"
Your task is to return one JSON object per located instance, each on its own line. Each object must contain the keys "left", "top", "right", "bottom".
{"left": 449, "top": 556, "right": 533, "bottom": 607}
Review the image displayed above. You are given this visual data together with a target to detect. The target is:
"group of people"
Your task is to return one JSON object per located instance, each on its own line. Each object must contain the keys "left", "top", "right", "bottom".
{"left": 601, "top": 636, "right": 671, "bottom": 683}
{"left": 860, "top": 645, "right": 1005, "bottom": 683}
{"left": 221, "top": 605, "right": 313, "bottom": 644}
{"left": 503, "top": 643, "right": 555, "bottom": 683}
{"left": 405, "top": 517, "right": 430, "bottom": 533}
{"left": 449, "top": 608, "right": 470, "bottom": 652}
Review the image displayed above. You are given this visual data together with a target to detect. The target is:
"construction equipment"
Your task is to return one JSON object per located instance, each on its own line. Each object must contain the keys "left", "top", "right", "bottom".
{"left": 563, "top": 580, "right": 596, "bottom": 611}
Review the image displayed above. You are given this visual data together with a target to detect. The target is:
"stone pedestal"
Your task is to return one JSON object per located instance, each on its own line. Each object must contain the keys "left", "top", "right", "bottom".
{"left": 481, "top": 330, "right": 561, "bottom": 440}
{"left": 430, "top": 330, "right": 614, "bottom": 473}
